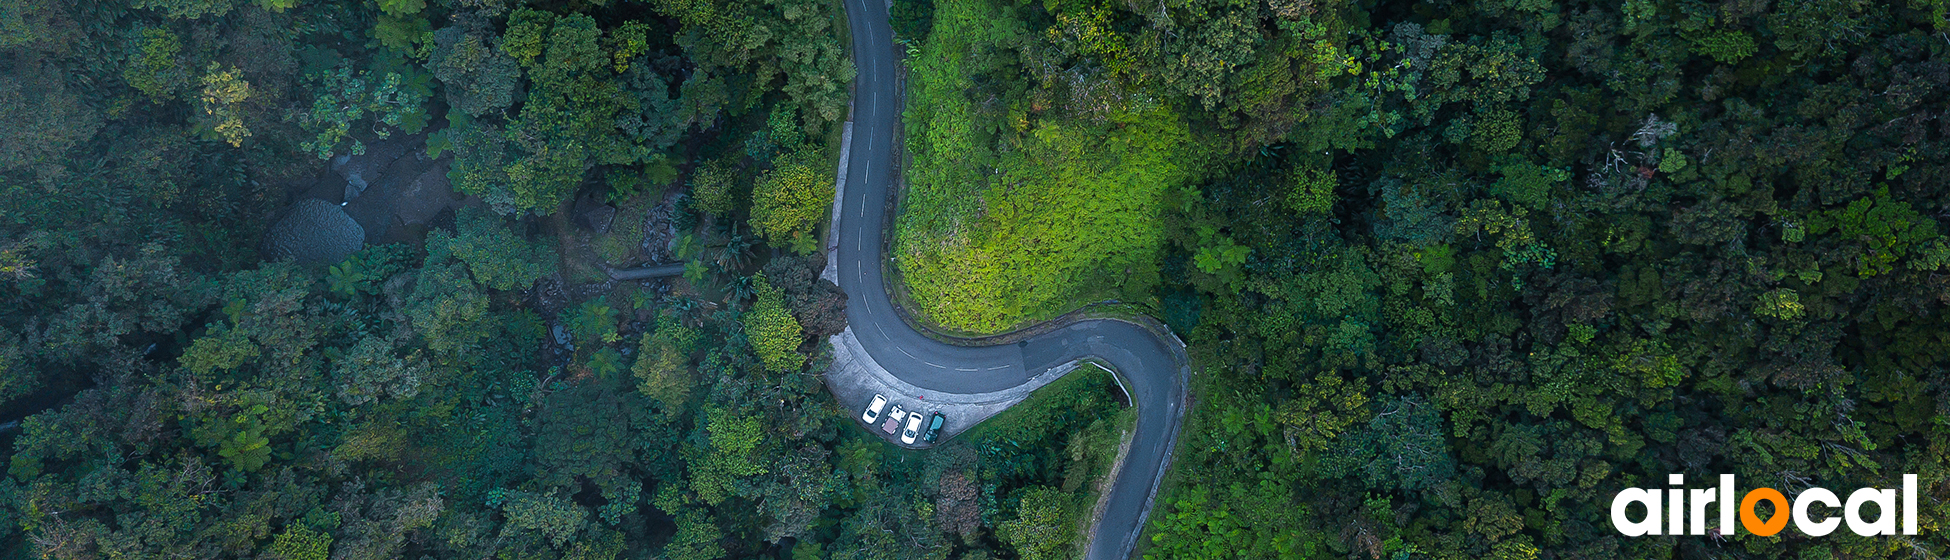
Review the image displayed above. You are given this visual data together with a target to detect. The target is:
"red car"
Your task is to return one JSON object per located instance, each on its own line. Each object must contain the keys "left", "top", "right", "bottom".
{"left": 880, "top": 405, "right": 905, "bottom": 435}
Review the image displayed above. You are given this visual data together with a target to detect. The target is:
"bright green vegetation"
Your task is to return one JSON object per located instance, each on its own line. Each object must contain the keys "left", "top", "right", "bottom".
{"left": 896, "top": 0, "right": 1202, "bottom": 333}
{"left": 892, "top": 0, "right": 1950, "bottom": 559}
{"left": 749, "top": 147, "right": 835, "bottom": 255}
{"left": 743, "top": 273, "right": 805, "bottom": 373}
{"left": 0, "top": 1, "right": 1104, "bottom": 559}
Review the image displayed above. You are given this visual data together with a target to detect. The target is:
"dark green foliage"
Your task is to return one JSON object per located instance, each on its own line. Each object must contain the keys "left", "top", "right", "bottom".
{"left": 890, "top": 0, "right": 934, "bottom": 42}
{"left": 429, "top": 22, "right": 518, "bottom": 117}
{"left": 1321, "top": 396, "right": 1454, "bottom": 492}
{"left": 296, "top": 65, "right": 432, "bottom": 159}
{"left": 0, "top": 1, "right": 910, "bottom": 559}
{"left": 997, "top": 0, "right": 1950, "bottom": 557}
{"left": 428, "top": 207, "right": 555, "bottom": 291}
{"left": 7, "top": 0, "right": 1950, "bottom": 558}
{"left": 566, "top": 299, "right": 619, "bottom": 346}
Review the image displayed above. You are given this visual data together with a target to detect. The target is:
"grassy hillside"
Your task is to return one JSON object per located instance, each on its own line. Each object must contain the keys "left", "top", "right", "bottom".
{"left": 896, "top": 0, "right": 1201, "bottom": 334}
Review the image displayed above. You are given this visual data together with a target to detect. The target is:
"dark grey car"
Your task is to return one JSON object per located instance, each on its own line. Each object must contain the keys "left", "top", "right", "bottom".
{"left": 922, "top": 413, "right": 946, "bottom": 443}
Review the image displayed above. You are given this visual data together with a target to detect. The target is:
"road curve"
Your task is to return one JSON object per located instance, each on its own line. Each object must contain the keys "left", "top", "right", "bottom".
{"left": 832, "top": 0, "right": 1190, "bottom": 557}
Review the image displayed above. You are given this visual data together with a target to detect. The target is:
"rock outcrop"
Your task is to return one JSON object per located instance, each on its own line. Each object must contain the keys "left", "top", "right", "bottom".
{"left": 264, "top": 198, "right": 364, "bottom": 264}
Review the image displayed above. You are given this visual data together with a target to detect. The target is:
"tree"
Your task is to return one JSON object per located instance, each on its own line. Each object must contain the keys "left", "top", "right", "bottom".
{"left": 663, "top": 509, "right": 726, "bottom": 560}
{"left": 763, "top": 254, "right": 848, "bottom": 339}
{"left": 263, "top": 524, "right": 333, "bottom": 560}
{"left": 1323, "top": 396, "right": 1455, "bottom": 492}
{"left": 758, "top": 445, "right": 840, "bottom": 542}
{"left": 429, "top": 207, "right": 555, "bottom": 291}
{"left": 587, "top": 347, "right": 625, "bottom": 380}
{"left": 567, "top": 299, "right": 620, "bottom": 346}
{"left": 1809, "top": 188, "right": 1940, "bottom": 278}
{"left": 0, "top": 60, "right": 102, "bottom": 172}
{"left": 197, "top": 63, "right": 251, "bottom": 146}
{"left": 688, "top": 408, "right": 768, "bottom": 505}
{"left": 124, "top": 27, "right": 187, "bottom": 100}
{"left": 500, "top": 490, "right": 586, "bottom": 548}
{"left": 743, "top": 273, "right": 805, "bottom": 373}
{"left": 1489, "top": 160, "right": 1569, "bottom": 209}
{"left": 295, "top": 65, "right": 430, "bottom": 159}
{"left": 191, "top": 403, "right": 276, "bottom": 472}
{"left": 1274, "top": 371, "right": 1371, "bottom": 453}
{"left": 749, "top": 148, "right": 832, "bottom": 254}
{"left": 401, "top": 263, "right": 491, "bottom": 356}
{"left": 333, "top": 333, "right": 426, "bottom": 406}
{"left": 690, "top": 156, "right": 739, "bottom": 216}
{"left": 1287, "top": 167, "right": 1336, "bottom": 214}
{"left": 179, "top": 326, "right": 259, "bottom": 376}
{"left": 429, "top": 22, "right": 519, "bottom": 117}
{"left": 448, "top": 9, "right": 646, "bottom": 214}
{"left": 633, "top": 314, "right": 700, "bottom": 412}
{"left": 999, "top": 486, "right": 1074, "bottom": 560}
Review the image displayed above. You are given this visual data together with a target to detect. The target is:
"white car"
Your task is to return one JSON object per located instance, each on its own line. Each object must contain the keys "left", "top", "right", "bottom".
{"left": 901, "top": 411, "right": 925, "bottom": 444}
{"left": 861, "top": 394, "right": 888, "bottom": 424}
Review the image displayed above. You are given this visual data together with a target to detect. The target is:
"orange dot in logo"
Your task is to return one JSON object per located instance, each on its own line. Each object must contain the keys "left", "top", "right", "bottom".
{"left": 1740, "top": 488, "right": 1790, "bottom": 536}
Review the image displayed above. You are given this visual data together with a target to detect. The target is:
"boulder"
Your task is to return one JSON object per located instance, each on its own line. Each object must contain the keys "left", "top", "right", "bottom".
{"left": 264, "top": 199, "right": 365, "bottom": 264}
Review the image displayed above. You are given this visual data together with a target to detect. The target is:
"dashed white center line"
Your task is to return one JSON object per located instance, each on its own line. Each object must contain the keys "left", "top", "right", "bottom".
{"left": 923, "top": 361, "right": 945, "bottom": 369}
{"left": 955, "top": 367, "right": 977, "bottom": 372}
{"left": 986, "top": 365, "right": 1009, "bottom": 371}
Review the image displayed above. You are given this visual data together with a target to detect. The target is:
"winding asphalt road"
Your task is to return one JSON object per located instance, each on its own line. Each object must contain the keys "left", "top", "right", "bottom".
{"left": 832, "top": 0, "right": 1190, "bottom": 557}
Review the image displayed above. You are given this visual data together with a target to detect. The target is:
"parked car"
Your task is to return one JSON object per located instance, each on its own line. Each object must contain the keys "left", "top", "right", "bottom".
{"left": 901, "top": 411, "right": 925, "bottom": 444}
{"left": 882, "top": 405, "right": 905, "bottom": 435}
{"left": 922, "top": 413, "right": 946, "bottom": 443}
{"left": 860, "top": 394, "right": 888, "bottom": 424}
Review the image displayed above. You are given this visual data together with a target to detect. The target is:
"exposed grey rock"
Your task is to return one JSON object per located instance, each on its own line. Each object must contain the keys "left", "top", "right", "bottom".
{"left": 264, "top": 199, "right": 365, "bottom": 264}
{"left": 343, "top": 172, "right": 368, "bottom": 202}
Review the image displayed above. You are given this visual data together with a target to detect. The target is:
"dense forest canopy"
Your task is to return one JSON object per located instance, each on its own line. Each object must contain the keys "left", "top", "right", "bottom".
{"left": 0, "top": 0, "right": 1130, "bottom": 558}
{"left": 5, "top": 0, "right": 1950, "bottom": 558}
{"left": 891, "top": 0, "right": 1950, "bottom": 557}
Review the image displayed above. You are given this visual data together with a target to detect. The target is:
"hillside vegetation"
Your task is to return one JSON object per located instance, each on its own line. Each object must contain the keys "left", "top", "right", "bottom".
{"left": 896, "top": 0, "right": 1203, "bottom": 333}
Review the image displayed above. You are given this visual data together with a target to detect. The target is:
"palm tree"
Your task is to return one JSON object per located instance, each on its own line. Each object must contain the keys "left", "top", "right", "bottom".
{"left": 662, "top": 293, "right": 706, "bottom": 328}
{"left": 723, "top": 275, "right": 756, "bottom": 308}
{"left": 715, "top": 223, "right": 755, "bottom": 272}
